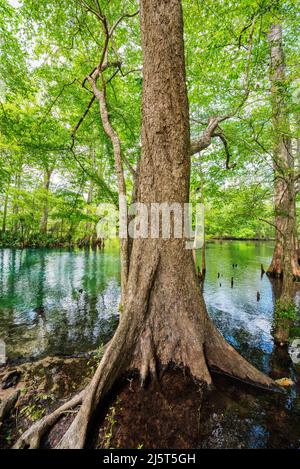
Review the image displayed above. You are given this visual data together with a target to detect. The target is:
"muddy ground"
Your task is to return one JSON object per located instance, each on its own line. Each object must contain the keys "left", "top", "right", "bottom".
{"left": 1, "top": 356, "right": 299, "bottom": 449}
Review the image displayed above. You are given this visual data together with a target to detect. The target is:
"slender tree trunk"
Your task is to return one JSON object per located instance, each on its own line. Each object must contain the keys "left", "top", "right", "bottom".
{"left": 88, "top": 75, "right": 129, "bottom": 303}
{"left": 13, "top": 170, "right": 22, "bottom": 233}
{"left": 202, "top": 233, "right": 206, "bottom": 275}
{"left": 2, "top": 180, "right": 10, "bottom": 232}
{"left": 128, "top": 157, "right": 140, "bottom": 265}
{"left": 200, "top": 163, "right": 206, "bottom": 275}
{"left": 294, "top": 136, "right": 299, "bottom": 233}
{"left": 85, "top": 148, "right": 95, "bottom": 244}
{"left": 40, "top": 169, "right": 52, "bottom": 235}
{"left": 267, "top": 24, "right": 300, "bottom": 279}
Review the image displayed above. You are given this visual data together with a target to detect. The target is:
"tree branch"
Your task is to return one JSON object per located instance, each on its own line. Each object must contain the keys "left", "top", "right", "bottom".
{"left": 259, "top": 218, "right": 285, "bottom": 238}
{"left": 109, "top": 10, "right": 140, "bottom": 37}
{"left": 213, "top": 131, "right": 235, "bottom": 169}
{"left": 39, "top": 79, "right": 77, "bottom": 126}
{"left": 189, "top": 116, "right": 230, "bottom": 156}
{"left": 71, "top": 95, "right": 96, "bottom": 146}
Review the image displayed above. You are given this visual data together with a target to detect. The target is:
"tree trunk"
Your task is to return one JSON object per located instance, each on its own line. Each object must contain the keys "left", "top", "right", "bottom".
{"left": 202, "top": 232, "right": 206, "bottom": 275}
{"left": 2, "top": 180, "right": 10, "bottom": 232}
{"left": 12, "top": 170, "right": 22, "bottom": 233}
{"left": 15, "top": 0, "right": 276, "bottom": 450}
{"left": 85, "top": 148, "right": 95, "bottom": 244}
{"left": 40, "top": 169, "right": 52, "bottom": 235}
{"left": 128, "top": 157, "right": 140, "bottom": 265}
{"left": 267, "top": 24, "right": 300, "bottom": 279}
{"left": 121, "top": 0, "right": 273, "bottom": 388}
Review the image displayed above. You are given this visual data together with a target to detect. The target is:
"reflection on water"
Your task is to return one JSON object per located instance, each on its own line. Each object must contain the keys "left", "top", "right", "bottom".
{"left": 196, "top": 241, "right": 300, "bottom": 449}
{"left": 0, "top": 240, "right": 300, "bottom": 448}
{"left": 202, "top": 241, "right": 275, "bottom": 372}
{"left": 0, "top": 240, "right": 296, "bottom": 363}
{"left": 0, "top": 244, "right": 120, "bottom": 359}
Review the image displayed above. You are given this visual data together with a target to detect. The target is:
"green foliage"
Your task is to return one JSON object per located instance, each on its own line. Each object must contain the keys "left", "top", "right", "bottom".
{"left": 275, "top": 299, "right": 297, "bottom": 322}
{"left": 0, "top": 0, "right": 299, "bottom": 245}
{"left": 102, "top": 398, "right": 122, "bottom": 449}
{"left": 20, "top": 402, "right": 46, "bottom": 422}
{"left": 290, "top": 326, "right": 300, "bottom": 339}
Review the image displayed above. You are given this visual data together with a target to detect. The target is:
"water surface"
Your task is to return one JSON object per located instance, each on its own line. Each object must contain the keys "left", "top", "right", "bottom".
{"left": 0, "top": 244, "right": 120, "bottom": 359}
{"left": 0, "top": 241, "right": 295, "bottom": 366}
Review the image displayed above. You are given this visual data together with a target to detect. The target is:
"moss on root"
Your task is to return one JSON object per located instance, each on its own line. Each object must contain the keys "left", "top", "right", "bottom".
{"left": 274, "top": 300, "right": 298, "bottom": 344}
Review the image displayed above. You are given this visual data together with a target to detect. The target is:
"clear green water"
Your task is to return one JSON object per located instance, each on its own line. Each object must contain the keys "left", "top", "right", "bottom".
{"left": 0, "top": 243, "right": 120, "bottom": 359}
{"left": 0, "top": 240, "right": 290, "bottom": 363}
{"left": 0, "top": 240, "right": 300, "bottom": 448}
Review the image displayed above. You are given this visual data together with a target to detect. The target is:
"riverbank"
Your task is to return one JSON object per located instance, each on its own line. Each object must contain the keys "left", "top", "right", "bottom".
{"left": 210, "top": 237, "right": 274, "bottom": 241}
{"left": 0, "top": 233, "right": 104, "bottom": 250}
{"left": 0, "top": 234, "right": 275, "bottom": 250}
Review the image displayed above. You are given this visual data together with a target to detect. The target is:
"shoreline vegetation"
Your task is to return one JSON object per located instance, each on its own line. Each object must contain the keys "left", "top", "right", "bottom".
{"left": 0, "top": 236, "right": 275, "bottom": 250}
{"left": 0, "top": 233, "right": 105, "bottom": 249}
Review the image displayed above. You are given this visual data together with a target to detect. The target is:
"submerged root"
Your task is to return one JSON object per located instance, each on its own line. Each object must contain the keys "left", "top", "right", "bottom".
{"left": 267, "top": 255, "right": 300, "bottom": 282}
{"left": 14, "top": 318, "right": 278, "bottom": 449}
{"left": 57, "top": 343, "right": 126, "bottom": 449}
{"left": 14, "top": 321, "right": 278, "bottom": 449}
{"left": 14, "top": 327, "right": 277, "bottom": 449}
{"left": 14, "top": 335, "right": 128, "bottom": 450}
{"left": 57, "top": 251, "right": 160, "bottom": 449}
{"left": 205, "top": 321, "right": 277, "bottom": 390}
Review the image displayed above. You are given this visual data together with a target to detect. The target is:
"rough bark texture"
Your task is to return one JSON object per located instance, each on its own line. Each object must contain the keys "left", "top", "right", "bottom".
{"left": 267, "top": 24, "right": 300, "bottom": 280}
{"left": 15, "top": 0, "right": 276, "bottom": 450}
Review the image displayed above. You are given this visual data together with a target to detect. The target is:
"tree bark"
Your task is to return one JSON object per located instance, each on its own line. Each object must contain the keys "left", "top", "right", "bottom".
{"left": 2, "top": 179, "right": 10, "bottom": 232}
{"left": 40, "top": 168, "right": 53, "bottom": 235}
{"left": 85, "top": 148, "right": 95, "bottom": 244}
{"left": 267, "top": 24, "right": 300, "bottom": 280}
{"left": 12, "top": 170, "right": 22, "bottom": 233}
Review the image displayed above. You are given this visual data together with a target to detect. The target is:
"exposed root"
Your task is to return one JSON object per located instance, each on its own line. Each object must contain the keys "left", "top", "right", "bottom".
{"left": 140, "top": 329, "right": 157, "bottom": 386}
{"left": 0, "top": 390, "right": 20, "bottom": 426}
{"left": 267, "top": 246, "right": 300, "bottom": 282}
{"left": 57, "top": 340, "right": 127, "bottom": 448}
{"left": 13, "top": 316, "right": 277, "bottom": 449}
{"left": 205, "top": 321, "right": 278, "bottom": 390}
{"left": 13, "top": 390, "right": 85, "bottom": 449}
